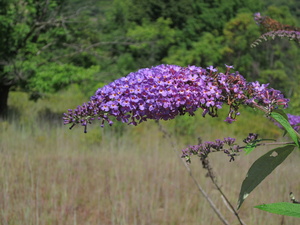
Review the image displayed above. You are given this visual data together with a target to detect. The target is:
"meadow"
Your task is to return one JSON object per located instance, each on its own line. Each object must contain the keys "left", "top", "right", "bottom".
{"left": 0, "top": 86, "right": 299, "bottom": 225}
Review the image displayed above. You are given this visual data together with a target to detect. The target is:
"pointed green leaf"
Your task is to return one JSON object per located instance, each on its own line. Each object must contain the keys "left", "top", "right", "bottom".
{"left": 255, "top": 202, "right": 300, "bottom": 218}
{"left": 244, "top": 145, "right": 256, "bottom": 154}
{"left": 237, "top": 145, "right": 295, "bottom": 209}
{"left": 272, "top": 109, "right": 289, "bottom": 121}
{"left": 271, "top": 111, "right": 299, "bottom": 147}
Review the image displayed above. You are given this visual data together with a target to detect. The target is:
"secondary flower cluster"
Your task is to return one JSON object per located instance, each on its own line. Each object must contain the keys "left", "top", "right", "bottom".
{"left": 63, "top": 64, "right": 289, "bottom": 132}
{"left": 251, "top": 30, "right": 300, "bottom": 48}
{"left": 181, "top": 137, "right": 240, "bottom": 163}
{"left": 252, "top": 12, "right": 300, "bottom": 47}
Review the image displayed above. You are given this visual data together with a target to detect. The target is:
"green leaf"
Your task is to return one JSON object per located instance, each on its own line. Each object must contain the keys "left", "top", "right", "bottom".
{"left": 272, "top": 109, "right": 289, "bottom": 121}
{"left": 244, "top": 145, "right": 256, "bottom": 154}
{"left": 255, "top": 202, "right": 300, "bottom": 218}
{"left": 243, "top": 139, "right": 275, "bottom": 155}
{"left": 271, "top": 111, "right": 299, "bottom": 147}
{"left": 237, "top": 145, "right": 295, "bottom": 209}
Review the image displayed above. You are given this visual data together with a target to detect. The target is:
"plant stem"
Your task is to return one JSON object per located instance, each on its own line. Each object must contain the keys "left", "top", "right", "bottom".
{"left": 156, "top": 122, "right": 231, "bottom": 225}
{"left": 202, "top": 157, "right": 246, "bottom": 225}
{"left": 238, "top": 141, "right": 295, "bottom": 150}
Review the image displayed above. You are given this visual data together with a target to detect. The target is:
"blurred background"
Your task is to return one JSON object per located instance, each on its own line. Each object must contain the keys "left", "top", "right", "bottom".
{"left": 0, "top": 0, "right": 300, "bottom": 224}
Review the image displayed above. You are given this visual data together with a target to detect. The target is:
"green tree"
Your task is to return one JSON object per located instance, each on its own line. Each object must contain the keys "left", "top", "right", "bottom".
{"left": 223, "top": 12, "right": 262, "bottom": 75}
{"left": 163, "top": 32, "right": 229, "bottom": 66}
{"left": 0, "top": 0, "right": 99, "bottom": 116}
{"left": 101, "top": 0, "right": 262, "bottom": 70}
{"left": 126, "top": 17, "right": 176, "bottom": 67}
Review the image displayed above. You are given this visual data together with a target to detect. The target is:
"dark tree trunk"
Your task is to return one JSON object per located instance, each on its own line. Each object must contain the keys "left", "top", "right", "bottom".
{"left": 0, "top": 84, "right": 10, "bottom": 117}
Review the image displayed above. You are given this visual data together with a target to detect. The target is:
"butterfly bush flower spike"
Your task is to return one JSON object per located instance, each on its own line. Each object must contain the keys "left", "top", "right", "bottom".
{"left": 63, "top": 64, "right": 289, "bottom": 132}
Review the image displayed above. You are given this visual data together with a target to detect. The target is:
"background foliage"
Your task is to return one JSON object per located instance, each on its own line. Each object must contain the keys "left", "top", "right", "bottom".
{"left": 1, "top": 0, "right": 300, "bottom": 117}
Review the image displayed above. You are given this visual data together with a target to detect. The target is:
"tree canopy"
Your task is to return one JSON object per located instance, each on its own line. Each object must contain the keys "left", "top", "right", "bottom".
{"left": 0, "top": 0, "right": 99, "bottom": 115}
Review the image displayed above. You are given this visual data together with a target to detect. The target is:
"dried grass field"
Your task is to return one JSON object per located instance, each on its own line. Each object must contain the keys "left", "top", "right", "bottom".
{"left": 0, "top": 90, "right": 299, "bottom": 225}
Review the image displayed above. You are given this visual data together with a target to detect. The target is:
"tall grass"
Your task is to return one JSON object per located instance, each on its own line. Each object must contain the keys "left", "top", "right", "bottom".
{"left": 0, "top": 87, "right": 299, "bottom": 224}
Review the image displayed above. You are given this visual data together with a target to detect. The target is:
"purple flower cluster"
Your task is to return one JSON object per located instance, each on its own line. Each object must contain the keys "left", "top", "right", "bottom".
{"left": 287, "top": 114, "right": 300, "bottom": 132}
{"left": 63, "top": 64, "right": 289, "bottom": 132}
{"left": 181, "top": 137, "right": 240, "bottom": 163}
{"left": 243, "top": 133, "right": 259, "bottom": 144}
{"left": 246, "top": 81, "right": 288, "bottom": 110}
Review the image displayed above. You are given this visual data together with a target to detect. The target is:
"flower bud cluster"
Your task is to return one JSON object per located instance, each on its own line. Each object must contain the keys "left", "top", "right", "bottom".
{"left": 243, "top": 133, "right": 259, "bottom": 144}
{"left": 63, "top": 64, "right": 289, "bottom": 132}
{"left": 181, "top": 137, "right": 240, "bottom": 163}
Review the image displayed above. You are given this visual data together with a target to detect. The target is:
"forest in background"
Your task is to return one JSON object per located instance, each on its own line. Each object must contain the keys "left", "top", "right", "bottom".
{"left": 1, "top": 0, "right": 300, "bottom": 119}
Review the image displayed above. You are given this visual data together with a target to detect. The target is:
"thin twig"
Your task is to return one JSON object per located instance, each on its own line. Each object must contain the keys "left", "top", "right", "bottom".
{"left": 238, "top": 141, "right": 295, "bottom": 150}
{"left": 201, "top": 157, "right": 246, "bottom": 225}
{"left": 156, "top": 121, "right": 231, "bottom": 225}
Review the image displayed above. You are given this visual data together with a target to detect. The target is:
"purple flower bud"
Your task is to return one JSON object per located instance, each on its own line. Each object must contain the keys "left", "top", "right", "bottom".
{"left": 225, "top": 64, "right": 234, "bottom": 69}
{"left": 224, "top": 117, "right": 236, "bottom": 124}
{"left": 207, "top": 65, "right": 218, "bottom": 72}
